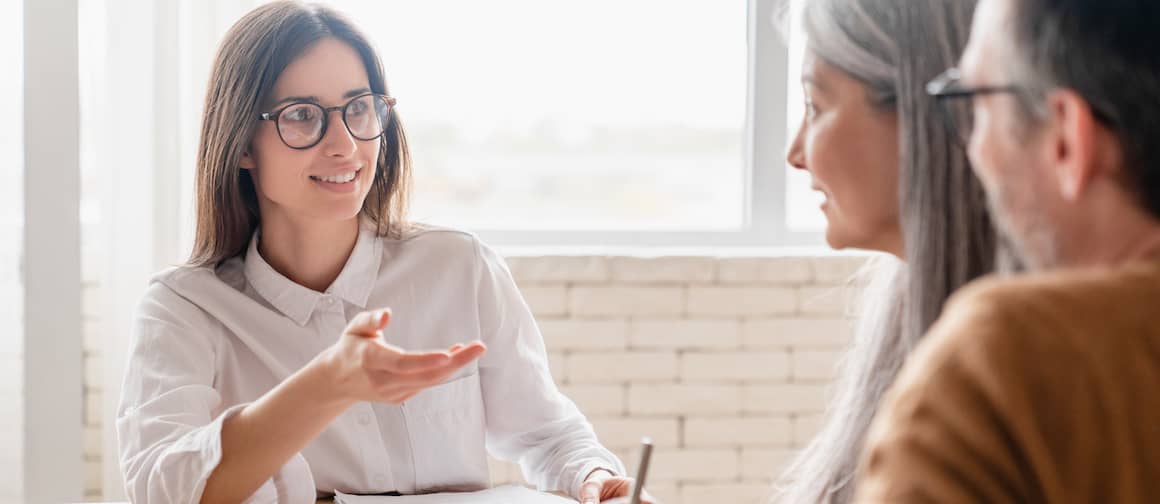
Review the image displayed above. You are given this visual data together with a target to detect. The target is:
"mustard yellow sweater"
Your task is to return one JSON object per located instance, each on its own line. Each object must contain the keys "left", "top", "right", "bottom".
{"left": 856, "top": 260, "right": 1160, "bottom": 503}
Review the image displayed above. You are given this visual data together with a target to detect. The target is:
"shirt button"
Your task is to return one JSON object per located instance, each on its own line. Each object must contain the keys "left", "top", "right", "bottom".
{"left": 374, "top": 473, "right": 388, "bottom": 486}
{"left": 320, "top": 297, "right": 340, "bottom": 311}
{"left": 358, "top": 412, "right": 373, "bottom": 426}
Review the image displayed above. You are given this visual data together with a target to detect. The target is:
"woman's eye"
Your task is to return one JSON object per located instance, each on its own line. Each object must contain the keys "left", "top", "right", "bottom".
{"left": 285, "top": 106, "right": 317, "bottom": 122}
{"left": 348, "top": 100, "right": 369, "bottom": 116}
{"left": 804, "top": 100, "right": 818, "bottom": 119}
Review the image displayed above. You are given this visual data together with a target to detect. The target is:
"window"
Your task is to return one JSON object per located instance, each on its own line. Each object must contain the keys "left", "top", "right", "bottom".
{"left": 85, "top": 0, "right": 823, "bottom": 254}
{"left": 285, "top": 0, "right": 750, "bottom": 230}
{"left": 244, "top": 0, "right": 822, "bottom": 245}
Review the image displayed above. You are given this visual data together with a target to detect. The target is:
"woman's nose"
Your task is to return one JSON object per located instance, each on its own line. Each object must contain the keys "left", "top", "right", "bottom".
{"left": 786, "top": 118, "right": 808, "bottom": 171}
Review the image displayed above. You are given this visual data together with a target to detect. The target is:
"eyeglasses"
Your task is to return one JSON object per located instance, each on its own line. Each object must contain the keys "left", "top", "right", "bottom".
{"left": 258, "top": 93, "right": 396, "bottom": 150}
{"left": 926, "top": 68, "right": 1023, "bottom": 150}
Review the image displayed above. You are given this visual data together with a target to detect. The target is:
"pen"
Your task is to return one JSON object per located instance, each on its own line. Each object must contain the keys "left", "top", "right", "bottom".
{"left": 628, "top": 437, "right": 653, "bottom": 504}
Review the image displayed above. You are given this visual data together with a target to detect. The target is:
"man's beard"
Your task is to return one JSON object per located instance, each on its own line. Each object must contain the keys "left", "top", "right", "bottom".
{"left": 985, "top": 172, "right": 1058, "bottom": 271}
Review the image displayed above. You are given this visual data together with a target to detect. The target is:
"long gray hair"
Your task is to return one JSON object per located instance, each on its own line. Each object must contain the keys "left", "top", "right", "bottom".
{"left": 773, "top": 1, "right": 1000, "bottom": 502}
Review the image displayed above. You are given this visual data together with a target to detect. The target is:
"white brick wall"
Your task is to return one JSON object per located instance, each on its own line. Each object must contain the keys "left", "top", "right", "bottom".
{"left": 628, "top": 384, "right": 742, "bottom": 416}
{"left": 500, "top": 254, "right": 862, "bottom": 504}
{"left": 77, "top": 253, "right": 867, "bottom": 503}
{"left": 686, "top": 287, "right": 798, "bottom": 317}
{"left": 680, "top": 352, "right": 791, "bottom": 382}
{"left": 82, "top": 278, "right": 105, "bottom": 500}
{"left": 629, "top": 319, "right": 741, "bottom": 349}
{"left": 717, "top": 257, "right": 813, "bottom": 285}
{"left": 570, "top": 286, "right": 686, "bottom": 317}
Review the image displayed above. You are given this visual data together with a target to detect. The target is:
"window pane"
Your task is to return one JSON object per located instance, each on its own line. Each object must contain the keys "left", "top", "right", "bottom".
{"left": 326, "top": 0, "right": 748, "bottom": 231}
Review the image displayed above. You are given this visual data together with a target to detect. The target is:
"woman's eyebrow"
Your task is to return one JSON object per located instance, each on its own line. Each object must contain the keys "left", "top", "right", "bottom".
{"left": 801, "top": 72, "right": 827, "bottom": 93}
{"left": 269, "top": 87, "right": 373, "bottom": 108}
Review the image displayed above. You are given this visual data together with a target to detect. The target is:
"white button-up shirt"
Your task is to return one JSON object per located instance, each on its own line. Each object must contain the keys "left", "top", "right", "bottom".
{"left": 116, "top": 224, "right": 623, "bottom": 503}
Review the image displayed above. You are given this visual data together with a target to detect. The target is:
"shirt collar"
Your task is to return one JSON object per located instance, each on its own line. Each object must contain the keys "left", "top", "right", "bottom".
{"left": 326, "top": 221, "right": 381, "bottom": 309}
{"left": 243, "top": 221, "right": 382, "bottom": 326}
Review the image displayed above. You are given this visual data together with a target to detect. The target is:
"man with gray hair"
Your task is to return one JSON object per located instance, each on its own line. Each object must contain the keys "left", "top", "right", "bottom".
{"left": 852, "top": 0, "right": 1160, "bottom": 502}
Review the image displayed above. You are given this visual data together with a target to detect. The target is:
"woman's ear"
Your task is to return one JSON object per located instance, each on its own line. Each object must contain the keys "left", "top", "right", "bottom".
{"left": 239, "top": 149, "right": 256, "bottom": 170}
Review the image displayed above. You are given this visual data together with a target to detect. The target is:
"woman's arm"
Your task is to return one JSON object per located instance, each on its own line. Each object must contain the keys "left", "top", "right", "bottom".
{"left": 198, "top": 353, "right": 351, "bottom": 503}
{"left": 122, "top": 282, "right": 324, "bottom": 504}
{"left": 120, "top": 282, "right": 485, "bottom": 504}
{"left": 470, "top": 240, "right": 627, "bottom": 500}
{"left": 201, "top": 309, "right": 485, "bottom": 503}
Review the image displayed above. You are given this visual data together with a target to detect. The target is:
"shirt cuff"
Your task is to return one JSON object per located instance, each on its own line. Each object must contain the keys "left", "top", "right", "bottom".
{"left": 178, "top": 402, "right": 250, "bottom": 502}
{"left": 570, "top": 459, "right": 622, "bottom": 500}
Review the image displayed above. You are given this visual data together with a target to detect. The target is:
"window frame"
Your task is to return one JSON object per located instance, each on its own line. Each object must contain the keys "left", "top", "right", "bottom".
{"left": 170, "top": 0, "right": 819, "bottom": 249}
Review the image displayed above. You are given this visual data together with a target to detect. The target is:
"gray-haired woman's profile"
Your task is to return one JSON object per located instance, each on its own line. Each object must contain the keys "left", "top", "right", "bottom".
{"left": 770, "top": 0, "right": 1009, "bottom": 502}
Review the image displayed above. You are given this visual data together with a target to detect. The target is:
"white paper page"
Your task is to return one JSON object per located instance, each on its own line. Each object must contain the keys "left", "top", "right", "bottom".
{"left": 333, "top": 485, "right": 576, "bottom": 504}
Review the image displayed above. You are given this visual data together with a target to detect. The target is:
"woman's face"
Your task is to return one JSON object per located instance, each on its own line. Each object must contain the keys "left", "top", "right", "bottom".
{"left": 241, "top": 37, "right": 380, "bottom": 226}
{"left": 786, "top": 52, "right": 904, "bottom": 256}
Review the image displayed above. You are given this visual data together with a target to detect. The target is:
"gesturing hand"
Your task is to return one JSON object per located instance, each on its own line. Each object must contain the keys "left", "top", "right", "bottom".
{"left": 315, "top": 308, "right": 487, "bottom": 405}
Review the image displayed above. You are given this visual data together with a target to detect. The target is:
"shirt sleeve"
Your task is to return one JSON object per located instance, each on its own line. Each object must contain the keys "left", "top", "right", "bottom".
{"left": 853, "top": 291, "right": 1035, "bottom": 504}
{"left": 116, "top": 281, "right": 315, "bottom": 504}
{"left": 471, "top": 240, "right": 626, "bottom": 499}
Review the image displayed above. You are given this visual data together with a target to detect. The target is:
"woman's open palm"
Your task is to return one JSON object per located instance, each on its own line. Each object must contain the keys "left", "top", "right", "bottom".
{"left": 317, "top": 309, "right": 487, "bottom": 404}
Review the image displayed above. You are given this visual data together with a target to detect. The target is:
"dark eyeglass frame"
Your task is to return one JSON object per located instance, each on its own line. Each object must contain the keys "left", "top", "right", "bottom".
{"left": 928, "top": 67, "right": 1117, "bottom": 150}
{"left": 258, "top": 92, "right": 397, "bottom": 150}
{"left": 926, "top": 68, "right": 1022, "bottom": 149}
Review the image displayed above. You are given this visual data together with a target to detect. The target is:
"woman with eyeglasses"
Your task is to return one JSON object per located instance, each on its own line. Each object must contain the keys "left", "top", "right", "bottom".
{"left": 115, "top": 3, "right": 649, "bottom": 503}
{"left": 772, "top": 0, "right": 1010, "bottom": 502}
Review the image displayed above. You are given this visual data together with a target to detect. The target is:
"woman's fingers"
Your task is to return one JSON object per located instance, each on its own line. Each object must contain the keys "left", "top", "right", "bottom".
{"left": 448, "top": 341, "right": 487, "bottom": 365}
{"left": 364, "top": 340, "right": 485, "bottom": 377}
{"left": 579, "top": 479, "right": 603, "bottom": 504}
{"left": 388, "top": 350, "right": 483, "bottom": 388}
{"left": 366, "top": 343, "right": 488, "bottom": 402}
{"left": 331, "top": 311, "right": 491, "bottom": 404}
{"left": 366, "top": 343, "right": 452, "bottom": 373}
{"left": 345, "top": 309, "right": 392, "bottom": 338}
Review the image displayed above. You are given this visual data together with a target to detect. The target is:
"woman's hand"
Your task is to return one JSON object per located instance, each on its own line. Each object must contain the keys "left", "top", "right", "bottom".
{"left": 314, "top": 308, "right": 486, "bottom": 405}
{"left": 579, "top": 469, "right": 659, "bottom": 504}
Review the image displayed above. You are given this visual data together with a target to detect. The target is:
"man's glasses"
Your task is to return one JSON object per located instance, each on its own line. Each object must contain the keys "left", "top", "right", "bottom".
{"left": 926, "top": 68, "right": 1022, "bottom": 150}
{"left": 258, "top": 93, "right": 396, "bottom": 150}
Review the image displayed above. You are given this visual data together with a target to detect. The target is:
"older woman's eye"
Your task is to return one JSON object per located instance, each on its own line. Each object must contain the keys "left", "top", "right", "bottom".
{"left": 804, "top": 99, "right": 819, "bottom": 120}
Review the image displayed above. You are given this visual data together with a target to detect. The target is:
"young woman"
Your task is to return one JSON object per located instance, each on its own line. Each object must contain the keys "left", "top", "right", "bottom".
{"left": 115, "top": 3, "right": 648, "bottom": 503}
{"left": 773, "top": 0, "right": 1005, "bottom": 502}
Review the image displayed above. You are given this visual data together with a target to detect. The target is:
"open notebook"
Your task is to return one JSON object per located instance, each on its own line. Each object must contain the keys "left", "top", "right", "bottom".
{"left": 333, "top": 485, "right": 577, "bottom": 504}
